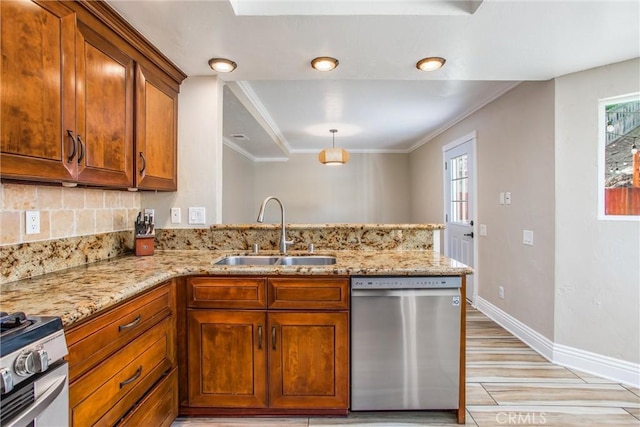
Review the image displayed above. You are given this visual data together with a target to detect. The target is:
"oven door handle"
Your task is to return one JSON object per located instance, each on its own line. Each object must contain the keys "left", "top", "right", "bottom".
{"left": 4, "top": 372, "right": 67, "bottom": 427}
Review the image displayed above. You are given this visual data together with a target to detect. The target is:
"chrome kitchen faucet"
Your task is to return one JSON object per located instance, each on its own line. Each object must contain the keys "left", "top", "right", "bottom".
{"left": 256, "top": 196, "right": 293, "bottom": 254}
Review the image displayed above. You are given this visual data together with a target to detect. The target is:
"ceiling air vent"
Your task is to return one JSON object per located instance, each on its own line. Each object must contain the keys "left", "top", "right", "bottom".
{"left": 230, "top": 134, "right": 249, "bottom": 141}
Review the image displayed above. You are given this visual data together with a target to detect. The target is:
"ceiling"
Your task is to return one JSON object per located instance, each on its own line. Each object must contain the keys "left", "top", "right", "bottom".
{"left": 106, "top": 0, "right": 640, "bottom": 160}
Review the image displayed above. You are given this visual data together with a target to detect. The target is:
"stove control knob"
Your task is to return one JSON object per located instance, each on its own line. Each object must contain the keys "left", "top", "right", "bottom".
{"left": 15, "top": 349, "right": 49, "bottom": 376}
{"left": 0, "top": 368, "right": 13, "bottom": 394}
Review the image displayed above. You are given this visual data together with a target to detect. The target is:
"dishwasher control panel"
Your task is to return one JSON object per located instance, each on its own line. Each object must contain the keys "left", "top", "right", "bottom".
{"left": 351, "top": 276, "right": 461, "bottom": 289}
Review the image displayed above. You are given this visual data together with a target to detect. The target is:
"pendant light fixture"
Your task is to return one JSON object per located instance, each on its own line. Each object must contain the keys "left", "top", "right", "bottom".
{"left": 318, "top": 129, "right": 349, "bottom": 165}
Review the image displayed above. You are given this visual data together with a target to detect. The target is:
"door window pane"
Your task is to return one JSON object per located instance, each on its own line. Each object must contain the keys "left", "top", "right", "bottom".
{"left": 450, "top": 154, "right": 469, "bottom": 224}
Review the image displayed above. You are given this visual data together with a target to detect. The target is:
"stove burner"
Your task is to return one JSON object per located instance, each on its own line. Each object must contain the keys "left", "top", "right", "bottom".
{"left": 0, "top": 312, "right": 32, "bottom": 336}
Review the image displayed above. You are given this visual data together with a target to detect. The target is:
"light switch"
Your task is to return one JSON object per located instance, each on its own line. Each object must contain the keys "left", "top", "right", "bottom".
{"left": 188, "top": 207, "right": 206, "bottom": 225}
{"left": 523, "top": 230, "right": 534, "bottom": 246}
{"left": 479, "top": 224, "right": 487, "bottom": 236}
{"left": 499, "top": 192, "right": 505, "bottom": 205}
{"left": 505, "top": 192, "right": 512, "bottom": 205}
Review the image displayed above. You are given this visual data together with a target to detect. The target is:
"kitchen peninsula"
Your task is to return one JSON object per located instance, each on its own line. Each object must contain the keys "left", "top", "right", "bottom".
{"left": 0, "top": 224, "right": 472, "bottom": 425}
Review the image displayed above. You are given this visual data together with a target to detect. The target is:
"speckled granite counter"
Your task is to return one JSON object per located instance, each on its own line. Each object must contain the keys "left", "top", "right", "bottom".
{"left": 0, "top": 249, "right": 471, "bottom": 327}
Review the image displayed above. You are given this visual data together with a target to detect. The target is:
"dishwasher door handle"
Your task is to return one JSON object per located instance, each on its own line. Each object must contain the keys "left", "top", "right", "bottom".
{"left": 352, "top": 288, "right": 460, "bottom": 297}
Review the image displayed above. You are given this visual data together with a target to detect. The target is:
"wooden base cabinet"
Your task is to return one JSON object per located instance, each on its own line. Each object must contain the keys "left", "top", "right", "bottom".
{"left": 183, "top": 276, "right": 349, "bottom": 415}
{"left": 269, "top": 311, "right": 349, "bottom": 410}
{"left": 66, "top": 281, "right": 178, "bottom": 426}
{"left": 187, "top": 310, "right": 268, "bottom": 408}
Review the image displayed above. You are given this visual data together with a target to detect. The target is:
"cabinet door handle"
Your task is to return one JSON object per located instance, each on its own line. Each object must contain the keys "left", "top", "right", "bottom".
{"left": 119, "top": 366, "right": 142, "bottom": 389}
{"left": 118, "top": 314, "right": 141, "bottom": 331}
{"left": 139, "top": 152, "right": 147, "bottom": 174}
{"left": 258, "top": 324, "right": 263, "bottom": 350}
{"left": 271, "top": 326, "right": 276, "bottom": 350}
{"left": 77, "top": 135, "right": 85, "bottom": 164}
{"left": 66, "top": 130, "right": 77, "bottom": 162}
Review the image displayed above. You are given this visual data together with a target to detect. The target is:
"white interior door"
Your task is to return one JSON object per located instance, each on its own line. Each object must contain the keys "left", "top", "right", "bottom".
{"left": 443, "top": 135, "right": 476, "bottom": 302}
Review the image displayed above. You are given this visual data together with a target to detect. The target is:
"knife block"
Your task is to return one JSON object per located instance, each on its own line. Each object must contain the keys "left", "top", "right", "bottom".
{"left": 135, "top": 236, "right": 155, "bottom": 256}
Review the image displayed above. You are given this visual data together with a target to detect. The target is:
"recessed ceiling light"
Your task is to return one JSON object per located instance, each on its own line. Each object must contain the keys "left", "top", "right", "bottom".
{"left": 311, "top": 57, "right": 339, "bottom": 72}
{"left": 208, "top": 58, "right": 237, "bottom": 73}
{"left": 416, "top": 57, "right": 446, "bottom": 72}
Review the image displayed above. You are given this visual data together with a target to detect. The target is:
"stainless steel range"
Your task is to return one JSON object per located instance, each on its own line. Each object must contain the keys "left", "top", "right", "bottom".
{"left": 0, "top": 312, "right": 69, "bottom": 427}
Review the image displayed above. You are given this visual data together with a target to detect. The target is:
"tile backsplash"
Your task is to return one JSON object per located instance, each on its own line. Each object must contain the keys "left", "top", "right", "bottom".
{"left": 1, "top": 183, "right": 141, "bottom": 245}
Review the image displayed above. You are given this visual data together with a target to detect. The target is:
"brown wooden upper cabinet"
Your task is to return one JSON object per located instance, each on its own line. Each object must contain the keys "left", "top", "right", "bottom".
{"left": 0, "top": 0, "right": 184, "bottom": 190}
{"left": 135, "top": 65, "right": 179, "bottom": 191}
{"left": 1, "top": 1, "right": 77, "bottom": 183}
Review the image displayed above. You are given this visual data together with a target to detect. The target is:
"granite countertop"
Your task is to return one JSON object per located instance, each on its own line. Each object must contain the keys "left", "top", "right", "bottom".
{"left": 0, "top": 249, "right": 472, "bottom": 328}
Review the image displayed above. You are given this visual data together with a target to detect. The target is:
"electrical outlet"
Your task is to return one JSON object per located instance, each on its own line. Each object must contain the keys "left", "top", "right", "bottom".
{"left": 171, "top": 208, "right": 181, "bottom": 224}
{"left": 188, "top": 207, "right": 206, "bottom": 225}
{"left": 523, "top": 230, "right": 534, "bottom": 246}
{"left": 498, "top": 285, "right": 505, "bottom": 299}
{"left": 25, "top": 210, "right": 40, "bottom": 235}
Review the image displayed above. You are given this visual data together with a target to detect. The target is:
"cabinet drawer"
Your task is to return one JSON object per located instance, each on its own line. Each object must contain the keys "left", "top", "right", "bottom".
{"left": 70, "top": 315, "right": 175, "bottom": 427}
{"left": 188, "top": 277, "right": 266, "bottom": 309}
{"left": 118, "top": 367, "right": 178, "bottom": 427}
{"left": 268, "top": 278, "right": 349, "bottom": 310}
{"left": 66, "top": 282, "right": 173, "bottom": 382}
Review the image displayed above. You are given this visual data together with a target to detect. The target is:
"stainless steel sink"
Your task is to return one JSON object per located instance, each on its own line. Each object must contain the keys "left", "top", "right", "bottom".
{"left": 214, "top": 255, "right": 280, "bottom": 265}
{"left": 213, "top": 255, "right": 337, "bottom": 266}
{"left": 277, "top": 256, "right": 337, "bottom": 266}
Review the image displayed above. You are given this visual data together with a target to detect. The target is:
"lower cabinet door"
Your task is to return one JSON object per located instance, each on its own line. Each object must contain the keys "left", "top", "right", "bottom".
{"left": 268, "top": 312, "right": 349, "bottom": 409}
{"left": 187, "top": 310, "right": 268, "bottom": 408}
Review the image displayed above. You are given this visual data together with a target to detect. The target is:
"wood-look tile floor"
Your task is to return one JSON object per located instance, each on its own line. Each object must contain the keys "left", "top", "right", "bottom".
{"left": 173, "top": 305, "right": 640, "bottom": 426}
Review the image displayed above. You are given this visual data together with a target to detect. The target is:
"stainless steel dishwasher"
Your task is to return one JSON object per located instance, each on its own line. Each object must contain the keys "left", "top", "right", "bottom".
{"left": 351, "top": 276, "right": 461, "bottom": 411}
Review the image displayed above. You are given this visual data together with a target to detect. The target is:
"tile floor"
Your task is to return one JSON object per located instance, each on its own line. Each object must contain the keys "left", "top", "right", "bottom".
{"left": 173, "top": 305, "right": 640, "bottom": 426}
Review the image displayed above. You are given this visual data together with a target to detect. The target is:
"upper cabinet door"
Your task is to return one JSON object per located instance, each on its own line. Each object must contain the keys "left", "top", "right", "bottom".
{"left": 135, "top": 65, "right": 178, "bottom": 191}
{"left": 75, "top": 21, "right": 134, "bottom": 188}
{"left": 1, "top": 0, "right": 77, "bottom": 182}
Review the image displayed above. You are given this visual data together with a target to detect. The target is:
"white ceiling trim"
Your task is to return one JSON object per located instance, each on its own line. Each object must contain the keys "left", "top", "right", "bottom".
{"left": 228, "top": 0, "right": 484, "bottom": 16}
{"left": 407, "top": 81, "right": 522, "bottom": 152}
{"left": 226, "top": 81, "right": 292, "bottom": 155}
{"left": 290, "top": 147, "right": 413, "bottom": 155}
{"left": 224, "top": 137, "right": 290, "bottom": 162}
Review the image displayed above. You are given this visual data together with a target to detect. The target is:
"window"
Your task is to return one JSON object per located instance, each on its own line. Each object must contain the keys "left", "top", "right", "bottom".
{"left": 599, "top": 93, "right": 640, "bottom": 219}
{"left": 450, "top": 154, "right": 469, "bottom": 224}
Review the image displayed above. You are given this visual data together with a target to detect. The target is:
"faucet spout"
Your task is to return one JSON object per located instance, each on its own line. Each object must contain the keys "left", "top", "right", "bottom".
{"left": 257, "top": 196, "right": 293, "bottom": 254}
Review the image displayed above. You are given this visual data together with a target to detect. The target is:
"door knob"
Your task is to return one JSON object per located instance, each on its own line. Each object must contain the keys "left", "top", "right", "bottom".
{"left": 464, "top": 232, "right": 474, "bottom": 238}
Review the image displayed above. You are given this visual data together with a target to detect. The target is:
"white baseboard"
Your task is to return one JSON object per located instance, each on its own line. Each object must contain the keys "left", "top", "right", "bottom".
{"left": 474, "top": 296, "right": 640, "bottom": 388}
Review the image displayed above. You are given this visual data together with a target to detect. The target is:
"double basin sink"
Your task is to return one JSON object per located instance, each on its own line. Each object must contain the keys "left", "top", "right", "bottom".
{"left": 214, "top": 255, "right": 337, "bottom": 266}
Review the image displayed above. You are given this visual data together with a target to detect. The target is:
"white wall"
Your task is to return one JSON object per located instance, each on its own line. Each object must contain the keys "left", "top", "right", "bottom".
{"left": 248, "top": 153, "right": 411, "bottom": 224}
{"left": 410, "top": 81, "right": 557, "bottom": 340}
{"left": 554, "top": 58, "right": 640, "bottom": 364}
{"left": 222, "top": 145, "right": 255, "bottom": 223}
{"left": 142, "top": 76, "right": 224, "bottom": 227}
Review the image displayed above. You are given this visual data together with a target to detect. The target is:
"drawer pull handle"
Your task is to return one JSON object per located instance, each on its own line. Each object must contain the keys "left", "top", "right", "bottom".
{"left": 271, "top": 326, "right": 276, "bottom": 350}
{"left": 118, "top": 314, "right": 142, "bottom": 331}
{"left": 119, "top": 366, "right": 142, "bottom": 388}
{"left": 258, "top": 324, "right": 263, "bottom": 350}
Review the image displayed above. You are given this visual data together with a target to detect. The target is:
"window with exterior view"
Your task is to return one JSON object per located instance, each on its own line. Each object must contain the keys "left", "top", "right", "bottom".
{"left": 600, "top": 94, "right": 640, "bottom": 218}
